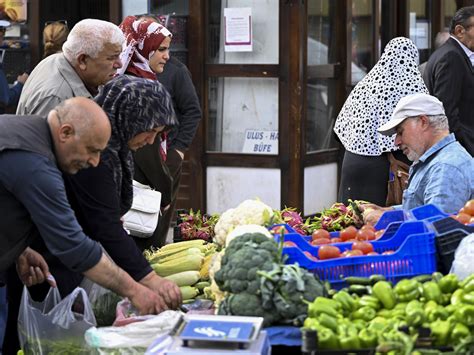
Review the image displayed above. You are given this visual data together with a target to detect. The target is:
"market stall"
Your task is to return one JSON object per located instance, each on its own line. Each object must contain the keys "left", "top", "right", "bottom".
{"left": 16, "top": 199, "right": 474, "bottom": 354}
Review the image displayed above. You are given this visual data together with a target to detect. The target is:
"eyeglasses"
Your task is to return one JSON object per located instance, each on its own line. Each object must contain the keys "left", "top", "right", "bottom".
{"left": 44, "top": 20, "right": 68, "bottom": 29}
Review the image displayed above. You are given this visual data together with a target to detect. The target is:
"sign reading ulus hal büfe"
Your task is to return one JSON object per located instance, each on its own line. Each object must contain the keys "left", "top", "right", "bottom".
{"left": 242, "top": 130, "right": 278, "bottom": 155}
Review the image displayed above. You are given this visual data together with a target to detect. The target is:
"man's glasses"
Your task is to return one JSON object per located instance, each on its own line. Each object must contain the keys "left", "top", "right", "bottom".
{"left": 44, "top": 20, "right": 68, "bottom": 29}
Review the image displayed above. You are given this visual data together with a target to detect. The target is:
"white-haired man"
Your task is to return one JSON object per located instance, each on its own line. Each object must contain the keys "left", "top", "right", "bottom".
{"left": 361, "top": 93, "right": 474, "bottom": 225}
{"left": 16, "top": 18, "right": 123, "bottom": 115}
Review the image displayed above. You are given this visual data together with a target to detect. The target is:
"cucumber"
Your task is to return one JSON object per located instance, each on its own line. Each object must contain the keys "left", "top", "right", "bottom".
{"left": 345, "top": 276, "right": 372, "bottom": 286}
{"left": 348, "top": 284, "right": 371, "bottom": 296}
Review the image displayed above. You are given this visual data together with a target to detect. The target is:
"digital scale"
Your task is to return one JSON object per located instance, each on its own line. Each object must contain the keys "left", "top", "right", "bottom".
{"left": 164, "top": 314, "right": 269, "bottom": 355}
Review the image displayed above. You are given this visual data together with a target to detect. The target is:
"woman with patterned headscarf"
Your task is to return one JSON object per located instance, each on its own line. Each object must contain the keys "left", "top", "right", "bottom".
{"left": 118, "top": 15, "right": 176, "bottom": 250}
{"left": 26, "top": 75, "right": 181, "bottom": 312}
{"left": 334, "top": 37, "right": 428, "bottom": 206}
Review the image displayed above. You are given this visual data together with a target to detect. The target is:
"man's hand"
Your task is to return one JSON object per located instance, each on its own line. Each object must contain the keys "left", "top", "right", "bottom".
{"left": 16, "top": 247, "right": 57, "bottom": 287}
{"left": 128, "top": 283, "right": 170, "bottom": 315}
{"left": 359, "top": 203, "right": 393, "bottom": 226}
{"left": 16, "top": 72, "right": 29, "bottom": 84}
{"left": 140, "top": 272, "right": 182, "bottom": 310}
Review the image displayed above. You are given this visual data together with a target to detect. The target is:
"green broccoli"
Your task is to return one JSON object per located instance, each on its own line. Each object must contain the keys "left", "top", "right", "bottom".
{"left": 217, "top": 292, "right": 281, "bottom": 327}
{"left": 214, "top": 233, "right": 280, "bottom": 294}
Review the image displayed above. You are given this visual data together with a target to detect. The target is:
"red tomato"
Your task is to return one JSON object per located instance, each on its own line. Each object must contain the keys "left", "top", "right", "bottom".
{"left": 311, "top": 238, "right": 331, "bottom": 246}
{"left": 352, "top": 241, "right": 374, "bottom": 254}
{"left": 283, "top": 241, "right": 296, "bottom": 247}
{"left": 340, "top": 226, "right": 357, "bottom": 241}
{"left": 318, "top": 245, "right": 341, "bottom": 260}
{"left": 456, "top": 212, "right": 472, "bottom": 225}
{"left": 382, "top": 250, "right": 395, "bottom": 255}
{"left": 356, "top": 229, "right": 375, "bottom": 241}
{"left": 361, "top": 224, "right": 376, "bottom": 232}
{"left": 463, "top": 200, "right": 474, "bottom": 216}
{"left": 312, "top": 229, "right": 330, "bottom": 240}
{"left": 331, "top": 237, "right": 342, "bottom": 243}
{"left": 367, "top": 251, "right": 379, "bottom": 256}
{"left": 345, "top": 250, "right": 364, "bottom": 257}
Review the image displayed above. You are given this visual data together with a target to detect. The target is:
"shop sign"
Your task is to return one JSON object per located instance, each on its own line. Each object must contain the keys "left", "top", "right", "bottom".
{"left": 242, "top": 129, "right": 278, "bottom": 155}
{"left": 224, "top": 7, "right": 252, "bottom": 52}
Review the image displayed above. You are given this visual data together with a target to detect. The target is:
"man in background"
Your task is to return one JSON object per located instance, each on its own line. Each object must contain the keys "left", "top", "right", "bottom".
{"left": 423, "top": 6, "right": 474, "bottom": 156}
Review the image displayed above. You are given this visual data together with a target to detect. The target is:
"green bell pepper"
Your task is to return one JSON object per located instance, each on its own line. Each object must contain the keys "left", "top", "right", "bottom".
{"left": 451, "top": 288, "right": 465, "bottom": 306}
{"left": 317, "top": 312, "right": 338, "bottom": 332}
{"left": 427, "top": 305, "right": 449, "bottom": 322}
{"left": 303, "top": 317, "right": 320, "bottom": 330}
{"left": 454, "top": 304, "right": 474, "bottom": 326}
{"left": 449, "top": 322, "right": 470, "bottom": 345}
{"left": 405, "top": 300, "right": 425, "bottom": 327}
{"left": 359, "top": 328, "right": 378, "bottom": 348}
{"left": 429, "top": 319, "right": 451, "bottom": 346}
{"left": 317, "top": 327, "right": 339, "bottom": 349}
{"left": 394, "top": 279, "right": 421, "bottom": 300}
{"left": 333, "top": 290, "right": 356, "bottom": 314}
{"left": 373, "top": 281, "right": 396, "bottom": 310}
{"left": 308, "top": 297, "right": 341, "bottom": 318}
{"left": 423, "top": 281, "right": 442, "bottom": 304}
{"left": 351, "top": 306, "right": 377, "bottom": 322}
{"left": 461, "top": 274, "right": 474, "bottom": 292}
{"left": 461, "top": 291, "right": 474, "bottom": 305}
{"left": 358, "top": 295, "right": 381, "bottom": 310}
{"left": 352, "top": 319, "right": 367, "bottom": 331}
{"left": 438, "top": 274, "right": 459, "bottom": 294}
{"left": 338, "top": 323, "right": 361, "bottom": 350}
{"left": 445, "top": 304, "right": 456, "bottom": 315}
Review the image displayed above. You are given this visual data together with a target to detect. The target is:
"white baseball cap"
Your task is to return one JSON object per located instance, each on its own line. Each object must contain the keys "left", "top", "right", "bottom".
{"left": 378, "top": 93, "right": 445, "bottom": 136}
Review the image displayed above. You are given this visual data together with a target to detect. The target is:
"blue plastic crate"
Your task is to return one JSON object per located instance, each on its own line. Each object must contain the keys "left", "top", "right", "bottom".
{"left": 283, "top": 231, "right": 436, "bottom": 288}
{"left": 374, "top": 209, "right": 407, "bottom": 230}
{"left": 409, "top": 204, "right": 449, "bottom": 221}
{"left": 430, "top": 216, "right": 474, "bottom": 236}
{"left": 280, "top": 221, "right": 429, "bottom": 256}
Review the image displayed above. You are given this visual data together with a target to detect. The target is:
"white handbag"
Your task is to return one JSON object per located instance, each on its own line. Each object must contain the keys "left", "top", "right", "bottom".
{"left": 123, "top": 180, "right": 162, "bottom": 238}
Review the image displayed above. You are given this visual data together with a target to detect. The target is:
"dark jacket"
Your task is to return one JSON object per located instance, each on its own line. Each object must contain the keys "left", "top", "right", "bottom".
{"left": 423, "top": 37, "right": 474, "bottom": 156}
{"left": 157, "top": 57, "right": 201, "bottom": 151}
{"left": 0, "top": 115, "right": 101, "bottom": 273}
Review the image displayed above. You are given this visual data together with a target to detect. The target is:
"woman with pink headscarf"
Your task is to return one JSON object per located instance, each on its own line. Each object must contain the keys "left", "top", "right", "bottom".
{"left": 118, "top": 15, "right": 175, "bottom": 250}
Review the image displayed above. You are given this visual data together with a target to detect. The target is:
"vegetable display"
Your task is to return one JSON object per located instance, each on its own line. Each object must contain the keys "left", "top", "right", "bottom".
{"left": 177, "top": 209, "right": 219, "bottom": 242}
{"left": 214, "top": 232, "right": 326, "bottom": 326}
{"left": 303, "top": 272, "right": 474, "bottom": 353}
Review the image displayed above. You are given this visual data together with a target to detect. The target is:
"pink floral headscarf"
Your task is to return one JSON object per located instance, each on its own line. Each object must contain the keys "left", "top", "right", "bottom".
{"left": 118, "top": 15, "right": 172, "bottom": 80}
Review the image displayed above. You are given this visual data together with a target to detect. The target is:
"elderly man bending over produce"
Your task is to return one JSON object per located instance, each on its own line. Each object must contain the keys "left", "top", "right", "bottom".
{"left": 361, "top": 93, "right": 474, "bottom": 225}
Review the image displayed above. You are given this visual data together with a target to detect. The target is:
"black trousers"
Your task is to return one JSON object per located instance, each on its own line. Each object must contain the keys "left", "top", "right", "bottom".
{"left": 338, "top": 150, "right": 390, "bottom": 207}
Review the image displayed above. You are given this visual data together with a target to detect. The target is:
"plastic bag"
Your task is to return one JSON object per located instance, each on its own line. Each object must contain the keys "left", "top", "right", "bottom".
{"left": 113, "top": 298, "right": 155, "bottom": 327}
{"left": 85, "top": 310, "right": 182, "bottom": 354}
{"left": 450, "top": 233, "right": 474, "bottom": 279}
{"left": 18, "top": 286, "right": 96, "bottom": 354}
{"left": 80, "top": 278, "right": 122, "bottom": 327}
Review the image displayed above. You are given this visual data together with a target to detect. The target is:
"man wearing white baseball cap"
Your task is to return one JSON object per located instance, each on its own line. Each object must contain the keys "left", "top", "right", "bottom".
{"left": 361, "top": 93, "right": 473, "bottom": 225}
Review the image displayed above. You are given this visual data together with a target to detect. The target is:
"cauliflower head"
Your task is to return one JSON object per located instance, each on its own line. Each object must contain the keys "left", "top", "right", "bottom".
{"left": 213, "top": 199, "right": 274, "bottom": 247}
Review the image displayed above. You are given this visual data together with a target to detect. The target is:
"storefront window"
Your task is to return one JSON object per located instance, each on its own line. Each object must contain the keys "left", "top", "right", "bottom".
{"left": 208, "top": 0, "right": 279, "bottom": 64}
{"left": 149, "top": 0, "right": 189, "bottom": 15}
{"left": 444, "top": 0, "right": 456, "bottom": 29}
{"left": 409, "top": 0, "right": 432, "bottom": 63}
{"left": 352, "top": 0, "right": 373, "bottom": 82}
{"left": 208, "top": 77, "right": 278, "bottom": 154}
{"left": 306, "top": 0, "right": 338, "bottom": 153}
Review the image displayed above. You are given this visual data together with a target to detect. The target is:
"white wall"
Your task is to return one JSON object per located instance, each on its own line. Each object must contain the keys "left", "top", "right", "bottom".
{"left": 122, "top": 0, "right": 148, "bottom": 19}
{"left": 207, "top": 166, "right": 281, "bottom": 214}
{"left": 304, "top": 163, "right": 338, "bottom": 215}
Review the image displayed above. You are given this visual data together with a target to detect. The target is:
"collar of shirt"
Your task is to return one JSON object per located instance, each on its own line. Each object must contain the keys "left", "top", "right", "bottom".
{"left": 416, "top": 133, "right": 456, "bottom": 165}
{"left": 451, "top": 35, "right": 474, "bottom": 66}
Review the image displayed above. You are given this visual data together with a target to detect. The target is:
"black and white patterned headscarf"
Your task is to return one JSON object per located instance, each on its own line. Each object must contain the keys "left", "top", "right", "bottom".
{"left": 334, "top": 37, "right": 428, "bottom": 156}
{"left": 95, "top": 74, "right": 177, "bottom": 214}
